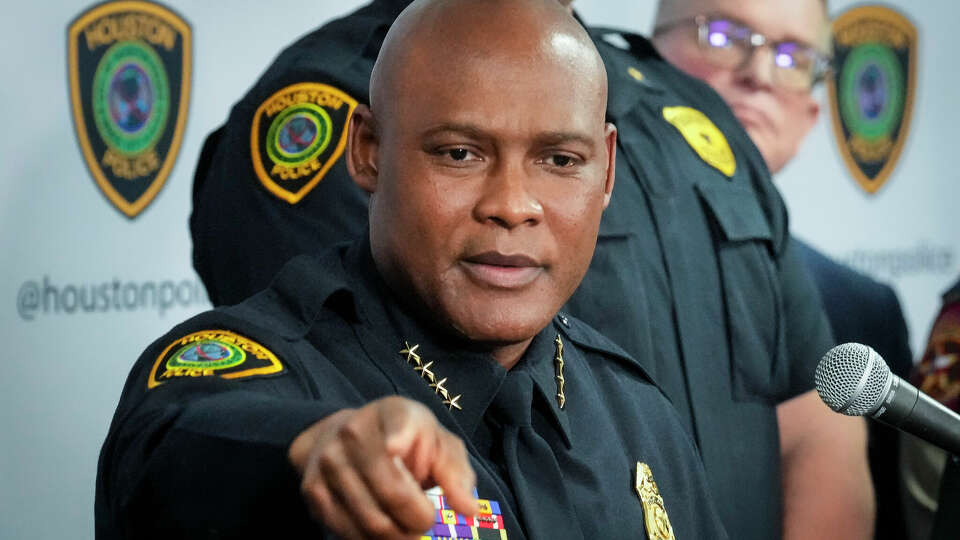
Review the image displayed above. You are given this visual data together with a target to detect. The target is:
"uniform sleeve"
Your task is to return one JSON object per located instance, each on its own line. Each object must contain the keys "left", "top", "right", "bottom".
{"left": 780, "top": 236, "right": 836, "bottom": 398}
{"left": 95, "top": 318, "right": 346, "bottom": 539}
{"left": 190, "top": 69, "right": 369, "bottom": 308}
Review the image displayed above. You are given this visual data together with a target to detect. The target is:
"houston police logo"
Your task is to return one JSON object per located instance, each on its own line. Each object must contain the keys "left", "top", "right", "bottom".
{"left": 828, "top": 5, "right": 916, "bottom": 194}
{"left": 251, "top": 82, "right": 358, "bottom": 204}
{"left": 68, "top": 1, "right": 191, "bottom": 218}
{"left": 148, "top": 330, "right": 284, "bottom": 389}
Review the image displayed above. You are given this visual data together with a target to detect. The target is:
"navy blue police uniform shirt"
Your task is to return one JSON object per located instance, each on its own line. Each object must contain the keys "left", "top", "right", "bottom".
{"left": 96, "top": 237, "right": 729, "bottom": 540}
{"left": 565, "top": 31, "right": 835, "bottom": 540}
{"left": 189, "top": 2, "right": 835, "bottom": 538}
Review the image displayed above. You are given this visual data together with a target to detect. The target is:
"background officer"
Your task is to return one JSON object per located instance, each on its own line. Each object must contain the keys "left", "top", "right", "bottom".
{"left": 97, "top": 1, "right": 728, "bottom": 537}
{"left": 189, "top": 0, "right": 847, "bottom": 538}
{"left": 651, "top": 0, "right": 912, "bottom": 537}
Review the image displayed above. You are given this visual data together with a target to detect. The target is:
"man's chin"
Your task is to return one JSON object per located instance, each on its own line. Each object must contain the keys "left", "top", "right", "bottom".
{"left": 451, "top": 309, "right": 552, "bottom": 346}
{"left": 740, "top": 127, "right": 782, "bottom": 172}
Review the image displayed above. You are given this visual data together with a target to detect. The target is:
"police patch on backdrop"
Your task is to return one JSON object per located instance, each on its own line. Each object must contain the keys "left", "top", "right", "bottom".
{"left": 147, "top": 330, "right": 284, "bottom": 389}
{"left": 828, "top": 5, "right": 917, "bottom": 195}
{"left": 250, "top": 82, "right": 358, "bottom": 204}
{"left": 68, "top": 1, "right": 192, "bottom": 218}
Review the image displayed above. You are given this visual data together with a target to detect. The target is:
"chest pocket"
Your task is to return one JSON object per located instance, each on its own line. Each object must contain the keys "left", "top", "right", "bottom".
{"left": 696, "top": 182, "right": 790, "bottom": 402}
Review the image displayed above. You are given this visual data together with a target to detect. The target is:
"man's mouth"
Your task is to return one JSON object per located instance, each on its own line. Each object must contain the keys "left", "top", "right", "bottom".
{"left": 460, "top": 251, "right": 544, "bottom": 289}
{"left": 730, "top": 103, "right": 773, "bottom": 133}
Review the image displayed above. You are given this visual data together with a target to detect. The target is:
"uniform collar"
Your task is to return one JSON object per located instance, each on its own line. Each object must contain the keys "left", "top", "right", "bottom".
{"left": 342, "top": 236, "right": 572, "bottom": 446}
{"left": 511, "top": 325, "right": 573, "bottom": 447}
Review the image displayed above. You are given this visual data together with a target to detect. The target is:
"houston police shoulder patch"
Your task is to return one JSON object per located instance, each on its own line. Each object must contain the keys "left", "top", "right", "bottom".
{"left": 662, "top": 106, "right": 736, "bottom": 178}
{"left": 148, "top": 329, "right": 284, "bottom": 389}
{"left": 828, "top": 5, "right": 917, "bottom": 195}
{"left": 68, "top": 1, "right": 192, "bottom": 218}
{"left": 250, "top": 82, "right": 358, "bottom": 204}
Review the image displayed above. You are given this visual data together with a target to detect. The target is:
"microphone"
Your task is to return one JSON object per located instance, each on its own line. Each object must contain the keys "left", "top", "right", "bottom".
{"left": 814, "top": 342, "right": 960, "bottom": 456}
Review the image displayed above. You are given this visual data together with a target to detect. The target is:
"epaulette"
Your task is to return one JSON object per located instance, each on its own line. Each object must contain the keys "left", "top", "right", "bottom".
{"left": 589, "top": 27, "right": 665, "bottom": 93}
{"left": 591, "top": 26, "right": 659, "bottom": 58}
{"left": 224, "top": 247, "right": 353, "bottom": 339}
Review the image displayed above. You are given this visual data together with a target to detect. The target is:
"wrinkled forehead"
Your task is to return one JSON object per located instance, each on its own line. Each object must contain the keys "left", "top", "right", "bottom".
{"left": 669, "top": 0, "right": 829, "bottom": 50}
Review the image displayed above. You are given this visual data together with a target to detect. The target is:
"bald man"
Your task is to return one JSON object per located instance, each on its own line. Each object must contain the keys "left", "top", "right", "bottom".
{"left": 96, "top": 1, "right": 728, "bottom": 538}
{"left": 190, "top": 0, "right": 839, "bottom": 538}
{"left": 652, "top": 1, "right": 914, "bottom": 538}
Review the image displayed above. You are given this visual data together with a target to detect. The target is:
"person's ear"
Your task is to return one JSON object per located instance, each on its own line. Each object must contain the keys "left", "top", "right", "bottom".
{"left": 601, "top": 122, "right": 617, "bottom": 209}
{"left": 346, "top": 104, "right": 379, "bottom": 194}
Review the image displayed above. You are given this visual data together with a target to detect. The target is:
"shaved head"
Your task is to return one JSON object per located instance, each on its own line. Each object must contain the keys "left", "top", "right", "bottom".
{"left": 371, "top": 0, "right": 607, "bottom": 124}
{"left": 347, "top": 0, "right": 617, "bottom": 365}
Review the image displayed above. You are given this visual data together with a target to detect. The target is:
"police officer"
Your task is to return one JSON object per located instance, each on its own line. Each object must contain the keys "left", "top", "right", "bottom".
{"left": 651, "top": 1, "right": 905, "bottom": 537}
{"left": 189, "top": 1, "right": 840, "bottom": 538}
{"left": 97, "top": 1, "right": 728, "bottom": 538}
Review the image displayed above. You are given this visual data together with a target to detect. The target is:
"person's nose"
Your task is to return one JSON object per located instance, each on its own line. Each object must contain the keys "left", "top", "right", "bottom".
{"left": 473, "top": 158, "right": 544, "bottom": 229}
{"left": 734, "top": 44, "right": 776, "bottom": 90}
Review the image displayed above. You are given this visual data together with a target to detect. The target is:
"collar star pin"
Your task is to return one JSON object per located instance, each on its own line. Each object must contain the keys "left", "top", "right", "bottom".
{"left": 635, "top": 462, "right": 676, "bottom": 540}
{"left": 399, "top": 342, "right": 463, "bottom": 411}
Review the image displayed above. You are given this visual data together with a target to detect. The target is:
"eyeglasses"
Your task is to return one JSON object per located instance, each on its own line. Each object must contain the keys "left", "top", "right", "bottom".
{"left": 654, "top": 15, "right": 832, "bottom": 91}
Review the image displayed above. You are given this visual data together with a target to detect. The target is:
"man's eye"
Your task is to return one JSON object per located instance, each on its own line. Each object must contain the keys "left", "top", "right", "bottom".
{"left": 447, "top": 148, "right": 471, "bottom": 161}
{"left": 547, "top": 154, "right": 576, "bottom": 167}
{"left": 707, "top": 29, "right": 733, "bottom": 48}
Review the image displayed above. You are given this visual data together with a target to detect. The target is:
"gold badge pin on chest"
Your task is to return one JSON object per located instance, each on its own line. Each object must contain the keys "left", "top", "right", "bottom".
{"left": 635, "top": 462, "right": 676, "bottom": 540}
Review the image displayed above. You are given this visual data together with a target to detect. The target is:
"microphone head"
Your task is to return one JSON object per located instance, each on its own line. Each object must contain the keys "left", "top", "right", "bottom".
{"left": 814, "top": 343, "right": 893, "bottom": 416}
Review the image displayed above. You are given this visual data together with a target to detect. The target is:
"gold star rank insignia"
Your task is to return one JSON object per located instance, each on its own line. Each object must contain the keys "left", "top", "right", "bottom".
{"left": 635, "top": 462, "right": 676, "bottom": 540}
{"left": 414, "top": 361, "right": 434, "bottom": 380}
{"left": 443, "top": 394, "right": 463, "bottom": 411}
{"left": 400, "top": 342, "right": 421, "bottom": 364}
{"left": 399, "top": 342, "right": 463, "bottom": 412}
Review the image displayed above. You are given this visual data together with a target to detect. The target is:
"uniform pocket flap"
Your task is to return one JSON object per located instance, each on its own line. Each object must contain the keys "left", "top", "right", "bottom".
{"left": 695, "top": 183, "right": 771, "bottom": 242}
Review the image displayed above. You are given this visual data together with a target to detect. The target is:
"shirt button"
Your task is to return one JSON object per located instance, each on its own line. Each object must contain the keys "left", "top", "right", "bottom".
{"left": 558, "top": 314, "right": 570, "bottom": 327}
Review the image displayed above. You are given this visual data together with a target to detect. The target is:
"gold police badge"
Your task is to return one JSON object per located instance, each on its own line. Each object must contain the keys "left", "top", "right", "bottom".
{"left": 68, "top": 1, "right": 192, "bottom": 218}
{"left": 635, "top": 462, "right": 676, "bottom": 540}
{"left": 828, "top": 5, "right": 917, "bottom": 194}
{"left": 250, "top": 82, "right": 358, "bottom": 204}
{"left": 662, "top": 106, "right": 736, "bottom": 178}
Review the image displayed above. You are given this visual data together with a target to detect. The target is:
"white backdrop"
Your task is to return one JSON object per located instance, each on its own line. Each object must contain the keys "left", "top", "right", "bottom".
{"left": 0, "top": 1, "right": 956, "bottom": 538}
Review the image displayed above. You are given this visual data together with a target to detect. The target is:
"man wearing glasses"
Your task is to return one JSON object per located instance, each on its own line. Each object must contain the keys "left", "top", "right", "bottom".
{"left": 653, "top": 1, "right": 913, "bottom": 539}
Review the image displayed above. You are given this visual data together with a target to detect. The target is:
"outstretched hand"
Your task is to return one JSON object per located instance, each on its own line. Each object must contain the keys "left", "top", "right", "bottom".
{"left": 289, "top": 396, "right": 477, "bottom": 539}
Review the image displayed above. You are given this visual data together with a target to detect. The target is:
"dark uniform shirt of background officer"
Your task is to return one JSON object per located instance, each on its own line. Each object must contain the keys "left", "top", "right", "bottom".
{"left": 652, "top": 0, "right": 908, "bottom": 537}
{"left": 190, "top": 1, "right": 835, "bottom": 538}
{"left": 98, "top": 1, "right": 729, "bottom": 538}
